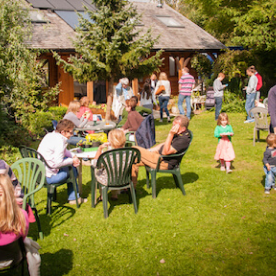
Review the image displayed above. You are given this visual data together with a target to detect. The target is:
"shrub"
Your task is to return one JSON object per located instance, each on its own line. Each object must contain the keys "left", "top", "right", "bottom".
{"left": 221, "top": 91, "right": 245, "bottom": 113}
{"left": 49, "top": 106, "right": 67, "bottom": 120}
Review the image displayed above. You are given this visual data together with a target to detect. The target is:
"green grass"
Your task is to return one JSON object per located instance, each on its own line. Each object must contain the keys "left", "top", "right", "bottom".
{"left": 4, "top": 111, "right": 276, "bottom": 276}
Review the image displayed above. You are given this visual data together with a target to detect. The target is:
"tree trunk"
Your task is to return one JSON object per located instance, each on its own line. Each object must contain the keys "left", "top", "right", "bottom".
{"left": 105, "top": 77, "right": 114, "bottom": 121}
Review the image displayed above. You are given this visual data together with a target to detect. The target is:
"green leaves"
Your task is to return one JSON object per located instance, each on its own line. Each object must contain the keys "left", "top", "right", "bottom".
{"left": 0, "top": 0, "right": 59, "bottom": 122}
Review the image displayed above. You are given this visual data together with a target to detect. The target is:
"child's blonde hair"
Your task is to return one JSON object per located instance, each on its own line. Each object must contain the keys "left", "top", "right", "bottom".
{"left": 66, "top": 100, "right": 81, "bottom": 114}
{"left": 0, "top": 174, "right": 26, "bottom": 235}
{"left": 266, "top": 133, "right": 276, "bottom": 147}
{"left": 217, "top": 113, "right": 229, "bottom": 126}
{"left": 108, "top": 129, "right": 126, "bottom": 148}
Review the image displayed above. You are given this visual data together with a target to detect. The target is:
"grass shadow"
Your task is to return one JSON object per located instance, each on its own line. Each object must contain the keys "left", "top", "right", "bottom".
{"left": 41, "top": 249, "right": 73, "bottom": 276}
{"left": 28, "top": 206, "right": 76, "bottom": 239}
{"left": 105, "top": 186, "right": 149, "bottom": 217}
{"left": 143, "top": 172, "right": 199, "bottom": 198}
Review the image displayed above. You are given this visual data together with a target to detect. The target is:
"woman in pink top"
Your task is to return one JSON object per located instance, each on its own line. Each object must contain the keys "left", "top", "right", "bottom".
{"left": 77, "top": 96, "right": 94, "bottom": 121}
{"left": 0, "top": 174, "right": 41, "bottom": 276}
{"left": 0, "top": 174, "right": 29, "bottom": 246}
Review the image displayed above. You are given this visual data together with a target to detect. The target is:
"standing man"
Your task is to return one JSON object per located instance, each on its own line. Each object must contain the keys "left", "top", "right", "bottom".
{"left": 251, "top": 66, "right": 263, "bottom": 101}
{"left": 244, "top": 67, "right": 258, "bottom": 123}
{"left": 213, "top": 73, "right": 228, "bottom": 120}
{"left": 268, "top": 84, "right": 276, "bottom": 133}
{"left": 178, "top": 67, "right": 195, "bottom": 119}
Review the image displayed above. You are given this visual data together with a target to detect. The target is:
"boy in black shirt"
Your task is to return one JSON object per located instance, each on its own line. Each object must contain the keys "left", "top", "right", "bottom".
{"left": 263, "top": 134, "right": 276, "bottom": 194}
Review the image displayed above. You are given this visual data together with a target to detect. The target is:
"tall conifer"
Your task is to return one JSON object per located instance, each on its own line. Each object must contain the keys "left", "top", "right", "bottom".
{"left": 54, "top": 0, "right": 163, "bottom": 119}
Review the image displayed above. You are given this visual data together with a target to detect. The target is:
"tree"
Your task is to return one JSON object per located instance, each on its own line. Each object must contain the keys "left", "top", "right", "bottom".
{"left": 0, "top": 0, "right": 59, "bottom": 121}
{"left": 54, "top": 0, "right": 163, "bottom": 120}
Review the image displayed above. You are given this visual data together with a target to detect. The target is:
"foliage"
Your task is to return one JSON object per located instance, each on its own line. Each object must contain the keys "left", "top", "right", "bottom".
{"left": 11, "top": 112, "right": 276, "bottom": 276}
{"left": 213, "top": 50, "right": 254, "bottom": 79}
{"left": 0, "top": 0, "right": 59, "bottom": 122}
{"left": 191, "top": 53, "right": 212, "bottom": 78}
{"left": 232, "top": 0, "right": 276, "bottom": 52}
{"left": 48, "top": 106, "right": 67, "bottom": 119}
{"left": 20, "top": 106, "right": 67, "bottom": 138}
{"left": 0, "top": 105, "right": 32, "bottom": 149}
{"left": 221, "top": 91, "right": 245, "bottom": 113}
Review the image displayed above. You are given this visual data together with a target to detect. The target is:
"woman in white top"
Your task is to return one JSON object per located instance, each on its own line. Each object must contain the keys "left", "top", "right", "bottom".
{"left": 140, "top": 79, "right": 156, "bottom": 111}
{"left": 155, "top": 72, "right": 171, "bottom": 122}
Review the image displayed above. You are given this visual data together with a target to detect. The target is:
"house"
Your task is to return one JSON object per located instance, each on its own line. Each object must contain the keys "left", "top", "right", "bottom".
{"left": 23, "top": 0, "right": 226, "bottom": 106}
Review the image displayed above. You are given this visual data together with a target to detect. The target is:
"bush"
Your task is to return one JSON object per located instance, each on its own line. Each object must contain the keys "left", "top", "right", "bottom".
{"left": 49, "top": 106, "right": 67, "bottom": 120}
{"left": 221, "top": 91, "right": 245, "bottom": 113}
{"left": 22, "top": 106, "right": 67, "bottom": 138}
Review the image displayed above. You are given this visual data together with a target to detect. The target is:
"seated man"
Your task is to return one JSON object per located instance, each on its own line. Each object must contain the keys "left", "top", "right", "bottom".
{"left": 38, "top": 119, "right": 87, "bottom": 205}
{"left": 132, "top": 115, "right": 191, "bottom": 185}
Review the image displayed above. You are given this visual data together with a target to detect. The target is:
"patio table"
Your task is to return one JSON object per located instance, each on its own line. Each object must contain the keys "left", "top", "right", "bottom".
{"left": 70, "top": 148, "right": 97, "bottom": 197}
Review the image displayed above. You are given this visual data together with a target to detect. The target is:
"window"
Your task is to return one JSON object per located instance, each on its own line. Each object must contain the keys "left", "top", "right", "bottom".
{"left": 156, "top": 16, "right": 184, "bottom": 28}
{"left": 169, "top": 56, "right": 176, "bottom": 76}
{"left": 55, "top": 11, "right": 94, "bottom": 29}
{"left": 29, "top": 10, "right": 50, "bottom": 24}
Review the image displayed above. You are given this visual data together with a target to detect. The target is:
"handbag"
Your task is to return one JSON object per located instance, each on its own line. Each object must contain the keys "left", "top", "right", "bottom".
{"left": 155, "top": 85, "right": 165, "bottom": 95}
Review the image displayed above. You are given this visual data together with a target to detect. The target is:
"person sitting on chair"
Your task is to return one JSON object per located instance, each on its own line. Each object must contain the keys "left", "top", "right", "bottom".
{"left": 0, "top": 174, "right": 41, "bottom": 276}
{"left": 37, "top": 119, "right": 87, "bottom": 205}
{"left": 132, "top": 115, "right": 191, "bottom": 185}
{"left": 63, "top": 100, "right": 91, "bottom": 145}
{"left": 122, "top": 98, "right": 144, "bottom": 133}
{"left": 93, "top": 129, "right": 127, "bottom": 200}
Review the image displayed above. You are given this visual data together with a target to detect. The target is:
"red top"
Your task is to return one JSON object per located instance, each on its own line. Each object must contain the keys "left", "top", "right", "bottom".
{"left": 256, "top": 73, "right": 263, "bottom": 91}
{"left": 77, "top": 106, "right": 93, "bottom": 121}
{"left": 0, "top": 209, "right": 29, "bottom": 246}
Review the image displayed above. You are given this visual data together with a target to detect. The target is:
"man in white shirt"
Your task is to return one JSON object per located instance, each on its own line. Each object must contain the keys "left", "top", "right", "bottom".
{"left": 38, "top": 119, "right": 87, "bottom": 205}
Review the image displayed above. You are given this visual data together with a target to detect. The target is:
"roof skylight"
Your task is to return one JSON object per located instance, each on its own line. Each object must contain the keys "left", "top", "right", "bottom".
{"left": 156, "top": 16, "right": 184, "bottom": 28}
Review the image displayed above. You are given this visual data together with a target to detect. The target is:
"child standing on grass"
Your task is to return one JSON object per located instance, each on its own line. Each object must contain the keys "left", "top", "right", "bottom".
{"left": 214, "top": 113, "right": 235, "bottom": 173}
{"left": 263, "top": 133, "right": 276, "bottom": 194}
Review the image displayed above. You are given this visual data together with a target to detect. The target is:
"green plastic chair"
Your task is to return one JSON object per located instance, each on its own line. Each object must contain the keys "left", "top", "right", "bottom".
{"left": 11, "top": 158, "right": 46, "bottom": 240}
{"left": 145, "top": 130, "right": 193, "bottom": 199}
{"left": 19, "top": 146, "right": 79, "bottom": 215}
{"left": 90, "top": 148, "right": 141, "bottom": 218}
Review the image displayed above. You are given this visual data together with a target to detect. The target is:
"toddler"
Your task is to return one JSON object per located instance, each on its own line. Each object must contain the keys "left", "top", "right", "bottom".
{"left": 214, "top": 113, "right": 235, "bottom": 173}
{"left": 263, "top": 133, "right": 276, "bottom": 194}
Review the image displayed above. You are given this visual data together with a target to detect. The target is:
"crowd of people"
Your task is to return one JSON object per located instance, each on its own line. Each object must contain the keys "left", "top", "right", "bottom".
{"left": 1, "top": 66, "right": 276, "bottom": 273}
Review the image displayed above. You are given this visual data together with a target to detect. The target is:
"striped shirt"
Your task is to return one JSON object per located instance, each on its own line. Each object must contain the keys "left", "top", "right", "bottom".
{"left": 179, "top": 73, "right": 195, "bottom": 96}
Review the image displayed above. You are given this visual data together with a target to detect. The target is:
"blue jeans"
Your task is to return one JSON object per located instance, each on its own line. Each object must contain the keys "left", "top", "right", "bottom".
{"left": 46, "top": 167, "right": 79, "bottom": 201}
{"left": 263, "top": 166, "right": 276, "bottom": 189}
{"left": 159, "top": 96, "right": 170, "bottom": 119}
{"left": 245, "top": 93, "right": 256, "bottom": 120}
{"left": 178, "top": 94, "right": 191, "bottom": 119}
{"left": 215, "top": 97, "right": 223, "bottom": 120}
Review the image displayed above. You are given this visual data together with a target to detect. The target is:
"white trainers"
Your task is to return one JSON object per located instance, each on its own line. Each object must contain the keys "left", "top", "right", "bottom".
{"left": 220, "top": 166, "right": 226, "bottom": 171}
{"left": 167, "top": 117, "right": 171, "bottom": 122}
{"left": 226, "top": 169, "right": 232, "bottom": 174}
{"left": 244, "top": 119, "right": 255, "bottom": 123}
{"left": 159, "top": 119, "right": 163, "bottom": 123}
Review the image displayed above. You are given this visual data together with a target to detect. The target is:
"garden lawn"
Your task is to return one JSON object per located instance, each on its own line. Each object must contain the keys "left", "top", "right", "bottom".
{"left": 4, "top": 111, "right": 276, "bottom": 276}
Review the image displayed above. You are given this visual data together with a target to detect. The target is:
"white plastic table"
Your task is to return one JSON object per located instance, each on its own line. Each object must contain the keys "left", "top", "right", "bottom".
{"left": 70, "top": 148, "right": 97, "bottom": 196}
